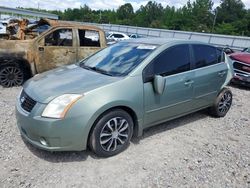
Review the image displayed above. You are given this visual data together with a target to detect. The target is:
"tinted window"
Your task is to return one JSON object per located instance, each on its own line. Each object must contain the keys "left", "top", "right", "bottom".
{"left": 113, "top": 34, "right": 124, "bottom": 38}
{"left": 193, "top": 44, "right": 218, "bottom": 68}
{"left": 45, "top": 29, "right": 72, "bottom": 46}
{"left": 80, "top": 42, "right": 156, "bottom": 76}
{"left": 216, "top": 48, "right": 224, "bottom": 62}
{"left": 78, "top": 29, "right": 100, "bottom": 47}
{"left": 144, "top": 45, "right": 190, "bottom": 78}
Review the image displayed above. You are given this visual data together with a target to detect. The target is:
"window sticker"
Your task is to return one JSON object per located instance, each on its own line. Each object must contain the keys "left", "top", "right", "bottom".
{"left": 137, "top": 45, "right": 157, "bottom": 50}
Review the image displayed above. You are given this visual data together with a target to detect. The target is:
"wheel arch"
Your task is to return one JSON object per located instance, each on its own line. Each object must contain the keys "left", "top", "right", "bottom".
{"left": 0, "top": 56, "right": 32, "bottom": 79}
{"left": 87, "top": 105, "right": 141, "bottom": 148}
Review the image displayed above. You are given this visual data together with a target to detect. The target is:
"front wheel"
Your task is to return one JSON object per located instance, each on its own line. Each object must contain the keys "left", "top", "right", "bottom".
{"left": 209, "top": 88, "right": 233, "bottom": 117}
{"left": 0, "top": 63, "right": 25, "bottom": 87}
{"left": 89, "top": 109, "right": 133, "bottom": 157}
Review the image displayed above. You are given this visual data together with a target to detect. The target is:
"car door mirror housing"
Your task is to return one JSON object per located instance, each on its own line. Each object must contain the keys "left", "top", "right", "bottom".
{"left": 153, "top": 75, "right": 166, "bottom": 95}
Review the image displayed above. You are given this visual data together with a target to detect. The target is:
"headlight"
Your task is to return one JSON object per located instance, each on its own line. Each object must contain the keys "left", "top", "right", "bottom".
{"left": 17, "top": 88, "right": 23, "bottom": 99}
{"left": 42, "top": 94, "right": 82, "bottom": 119}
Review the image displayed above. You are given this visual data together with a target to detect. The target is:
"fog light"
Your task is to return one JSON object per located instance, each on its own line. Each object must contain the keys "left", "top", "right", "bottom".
{"left": 40, "top": 137, "right": 48, "bottom": 146}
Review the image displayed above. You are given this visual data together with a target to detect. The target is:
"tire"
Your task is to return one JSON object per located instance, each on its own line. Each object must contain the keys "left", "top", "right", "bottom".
{"left": 0, "top": 63, "right": 26, "bottom": 87}
{"left": 89, "top": 109, "right": 134, "bottom": 157}
{"left": 209, "top": 88, "right": 233, "bottom": 117}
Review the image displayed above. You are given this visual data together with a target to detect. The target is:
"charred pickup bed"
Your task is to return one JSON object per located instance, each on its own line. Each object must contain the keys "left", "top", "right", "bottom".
{"left": 0, "top": 19, "right": 107, "bottom": 87}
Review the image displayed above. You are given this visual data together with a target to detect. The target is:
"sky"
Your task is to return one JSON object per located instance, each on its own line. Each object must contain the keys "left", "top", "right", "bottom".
{"left": 0, "top": 0, "right": 250, "bottom": 11}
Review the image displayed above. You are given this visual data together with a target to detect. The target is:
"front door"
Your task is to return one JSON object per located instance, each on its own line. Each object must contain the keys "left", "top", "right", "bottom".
{"left": 143, "top": 44, "right": 194, "bottom": 127}
{"left": 36, "top": 28, "right": 77, "bottom": 73}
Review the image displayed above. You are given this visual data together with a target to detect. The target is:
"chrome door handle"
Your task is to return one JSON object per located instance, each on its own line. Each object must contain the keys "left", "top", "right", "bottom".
{"left": 184, "top": 80, "right": 194, "bottom": 86}
{"left": 218, "top": 71, "right": 226, "bottom": 77}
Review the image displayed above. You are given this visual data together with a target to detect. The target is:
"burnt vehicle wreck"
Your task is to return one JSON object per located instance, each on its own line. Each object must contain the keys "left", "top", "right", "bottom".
{"left": 0, "top": 19, "right": 107, "bottom": 87}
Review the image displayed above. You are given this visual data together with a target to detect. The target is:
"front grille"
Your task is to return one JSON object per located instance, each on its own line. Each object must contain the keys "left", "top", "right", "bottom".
{"left": 20, "top": 90, "right": 37, "bottom": 113}
{"left": 233, "top": 61, "right": 250, "bottom": 75}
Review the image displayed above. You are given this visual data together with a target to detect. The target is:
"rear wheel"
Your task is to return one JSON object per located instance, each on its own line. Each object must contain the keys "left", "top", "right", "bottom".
{"left": 0, "top": 63, "right": 25, "bottom": 87}
{"left": 89, "top": 109, "right": 133, "bottom": 157}
{"left": 209, "top": 88, "right": 232, "bottom": 117}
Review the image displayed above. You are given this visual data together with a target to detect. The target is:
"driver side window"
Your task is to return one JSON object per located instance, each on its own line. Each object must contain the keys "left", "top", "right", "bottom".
{"left": 143, "top": 44, "right": 190, "bottom": 82}
{"left": 45, "top": 29, "right": 73, "bottom": 46}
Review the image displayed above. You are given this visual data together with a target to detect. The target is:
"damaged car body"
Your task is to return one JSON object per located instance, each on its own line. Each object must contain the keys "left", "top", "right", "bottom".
{"left": 0, "top": 19, "right": 107, "bottom": 87}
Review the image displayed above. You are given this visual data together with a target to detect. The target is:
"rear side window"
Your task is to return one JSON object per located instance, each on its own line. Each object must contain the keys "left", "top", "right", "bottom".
{"left": 78, "top": 29, "right": 100, "bottom": 47}
{"left": 216, "top": 48, "right": 224, "bottom": 62}
{"left": 192, "top": 44, "right": 218, "bottom": 68}
{"left": 147, "top": 44, "right": 190, "bottom": 77}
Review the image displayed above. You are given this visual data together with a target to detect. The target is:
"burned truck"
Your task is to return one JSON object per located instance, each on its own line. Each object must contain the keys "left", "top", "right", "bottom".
{"left": 0, "top": 19, "right": 107, "bottom": 87}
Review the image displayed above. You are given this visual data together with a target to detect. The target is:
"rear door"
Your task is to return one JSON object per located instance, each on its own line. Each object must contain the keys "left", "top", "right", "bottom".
{"left": 77, "top": 29, "right": 103, "bottom": 61}
{"left": 143, "top": 44, "right": 194, "bottom": 127}
{"left": 191, "top": 44, "right": 228, "bottom": 109}
{"left": 36, "top": 28, "right": 77, "bottom": 73}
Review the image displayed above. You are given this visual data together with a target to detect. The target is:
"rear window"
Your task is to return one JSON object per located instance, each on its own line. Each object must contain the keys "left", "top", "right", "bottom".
{"left": 193, "top": 44, "right": 219, "bottom": 68}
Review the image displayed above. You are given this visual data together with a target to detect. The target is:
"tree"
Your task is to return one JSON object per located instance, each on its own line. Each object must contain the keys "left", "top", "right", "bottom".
{"left": 177, "top": 0, "right": 214, "bottom": 32}
{"left": 216, "top": 0, "right": 246, "bottom": 23}
{"left": 215, "top": 22, "right": 237, "bottom": 35}
{"left": 135, "top": 1, "right": 164, "bottom": 27}
{"left": 20, "top": 0, "right": 250, "bottom": 37}
{"left": 191, "top": 0, "right": 214, "bottom": 32}
{"left": 117, "top": 3, "right": 134, "bottom": 20}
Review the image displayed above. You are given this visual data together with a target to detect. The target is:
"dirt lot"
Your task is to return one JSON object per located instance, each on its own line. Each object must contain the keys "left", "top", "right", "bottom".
{"left": 0, "top": 85, "right": 249, "bottom": 188}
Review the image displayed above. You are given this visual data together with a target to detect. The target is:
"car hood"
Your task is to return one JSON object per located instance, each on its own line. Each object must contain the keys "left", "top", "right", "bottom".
{"left": 230, "top": 52, "right": 250, "bottom": 64}
{"left": 23, "top": 64, "right": 121, "bottom": 103}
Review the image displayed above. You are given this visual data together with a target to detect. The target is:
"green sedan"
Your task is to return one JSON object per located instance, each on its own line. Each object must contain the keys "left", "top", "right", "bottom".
{"left": 16, "top": 38, "right": 233, "bottom": 157}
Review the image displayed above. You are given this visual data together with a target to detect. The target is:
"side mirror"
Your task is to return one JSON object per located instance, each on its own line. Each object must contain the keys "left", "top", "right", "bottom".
{"left": 153, "top": 75, "right": 165, "bottom": 95}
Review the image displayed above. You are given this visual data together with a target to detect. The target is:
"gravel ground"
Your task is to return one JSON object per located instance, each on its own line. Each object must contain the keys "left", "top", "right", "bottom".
{"left": 0, "top": 85, "right": 249, "bottom": 188}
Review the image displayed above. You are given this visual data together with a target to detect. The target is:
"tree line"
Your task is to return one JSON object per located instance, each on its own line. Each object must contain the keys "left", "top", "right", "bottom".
{"left": 21, "top": 0, "right": 250, "bottom": 37}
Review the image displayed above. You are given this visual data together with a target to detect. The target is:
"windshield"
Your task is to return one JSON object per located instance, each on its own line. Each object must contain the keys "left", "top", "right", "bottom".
{"left": 105, "top": 33, "right": 110, "bottom": 37}
{"left": 79, "top": 42, "right": 157, "bottom": 76}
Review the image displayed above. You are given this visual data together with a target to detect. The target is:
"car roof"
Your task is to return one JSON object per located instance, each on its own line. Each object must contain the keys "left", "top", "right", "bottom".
{"left": 122, "top": 37, "right": 213, "bottom": 47}
{"left": 39, "top": 19, "right": 103, "bottom": 32}
{"left": 108, "top": 31, "right": 128, "bottom": 35}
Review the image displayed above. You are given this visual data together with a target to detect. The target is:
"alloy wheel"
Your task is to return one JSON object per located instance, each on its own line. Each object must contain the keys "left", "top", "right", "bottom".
{"left": 99, "top": 117, "right": 129, "bottom": 152}
{"left": 218, "top": 91, "right": 232, "bottom": 114}
{"left": 0, "top": 66, "right": 24, "bottom": 87}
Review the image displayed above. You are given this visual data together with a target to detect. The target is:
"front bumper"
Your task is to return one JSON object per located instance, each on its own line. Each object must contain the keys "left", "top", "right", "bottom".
{"left": 16, "top": 97, "right": 91, "bottom": 151}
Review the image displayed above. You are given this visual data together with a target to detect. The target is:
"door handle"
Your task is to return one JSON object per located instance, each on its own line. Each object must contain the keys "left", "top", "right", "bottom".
{"left": 67, "top": 50, "right": 76, "bottom": 53}
{"left": 64, "top": 50, "right": 76, "bottom": 56}
{"left": 184, "top": 80, "right": 194, "bottom": 86}
{"left": 218, "top": 71, "right": 226, "bottom": 77}
{"left": 38, "top": 47, "right": 44, "bottom": 52}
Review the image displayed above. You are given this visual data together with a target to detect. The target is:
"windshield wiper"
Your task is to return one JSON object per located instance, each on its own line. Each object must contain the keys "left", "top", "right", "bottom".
{"left": 81, "top": 64, "right": 114, "bottom": 76}
{"left": 92, "top": 67, "right": 114, "bottom": 76}
{"left": 80, "top": 64, "right": 92, "bottom": 70}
